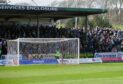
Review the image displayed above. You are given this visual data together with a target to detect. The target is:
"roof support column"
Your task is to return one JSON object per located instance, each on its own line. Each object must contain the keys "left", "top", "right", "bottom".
{"left": 84, "top": 15, "right": 88, "bottom": 55}
{"left": 75, "top": 17, "right": 78, "bottom": 28}
{"left": 85, "top": 15, "right": 88, "bottom": 33}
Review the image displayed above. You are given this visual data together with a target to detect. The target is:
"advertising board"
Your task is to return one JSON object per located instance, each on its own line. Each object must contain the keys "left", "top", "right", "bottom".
{"left": 57, "top": 59, "right": 78, "bottom": 64}
{"left": 20, "top": 58, "right": 58, "bottom": 64}
{"left": 79, "top": 58, "right": 102, "bottom": 63}
{"left": 0, "top": 59, "right": 15, "bottom": 65}
{"left": 101, "top": 58, "right": 122, "bottom": 62}
{"left": 95, "top": 52, "right": 117, "bottom": 58}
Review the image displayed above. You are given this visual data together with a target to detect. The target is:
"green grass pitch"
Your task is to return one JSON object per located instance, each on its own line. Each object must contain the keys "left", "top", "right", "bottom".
{"left": 0, "top": 63, "right": 123, "bottom": 84}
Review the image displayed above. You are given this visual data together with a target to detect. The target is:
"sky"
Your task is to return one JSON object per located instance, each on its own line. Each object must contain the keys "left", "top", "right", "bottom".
{"left": 9, "top": 0, "right": 62, "bottom": 6}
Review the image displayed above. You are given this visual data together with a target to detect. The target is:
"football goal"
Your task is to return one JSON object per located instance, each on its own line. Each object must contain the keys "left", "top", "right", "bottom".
{"left": 6, "top": 38, "right": 80, "bottom": 66}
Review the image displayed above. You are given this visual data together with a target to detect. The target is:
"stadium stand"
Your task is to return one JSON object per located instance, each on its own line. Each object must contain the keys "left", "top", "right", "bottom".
{"left": 0, "top": 38, "right": 7, "bottom": 59}
{"left": 0, "top": 4, "right": 122, "bottom": 62}
{"left": 0, "top": 24, "right": 122, "bottom": 57}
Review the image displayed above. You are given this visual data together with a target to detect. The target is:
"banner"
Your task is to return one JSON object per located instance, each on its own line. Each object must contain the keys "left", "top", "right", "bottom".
{"left": 20, "top": 58, "right": 58, "bottom": 64}
{"left": 0, "top": 5, "right": 58, "bottom": 11}
{"left": 118, "top": 52, "right": 123, "bottom": 57}
{"left": 101, "top": 58, "right": 122, "bottom": 62}
{"left": 122, "top": 57, "right": 123, "bottom": 60}
{"left": 0, "top": 59, "right": 15, "bottom": 65}
{"left": 79, "top": 58, "right": 102, "bottom": 63}
{"left": 0, "top": 60, "right": 4, "bottom": 65}
{"left": 95, "top": 52, "right": 117, "bottom": 58}
{"left": 57, "top": 59, "right": 78, "bottom": 64}
{"left": 92, "top": 58, "right": 103, "bottom": 63}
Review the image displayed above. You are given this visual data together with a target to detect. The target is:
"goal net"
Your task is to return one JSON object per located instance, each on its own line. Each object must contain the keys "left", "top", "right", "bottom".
{"left": 6, "top": 38, "right": 80, "bottom": 65}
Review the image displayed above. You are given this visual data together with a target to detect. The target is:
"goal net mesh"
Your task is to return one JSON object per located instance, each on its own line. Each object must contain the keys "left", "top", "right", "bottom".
{"left": 7, "top": 38, "right": 80, "bottom": 65}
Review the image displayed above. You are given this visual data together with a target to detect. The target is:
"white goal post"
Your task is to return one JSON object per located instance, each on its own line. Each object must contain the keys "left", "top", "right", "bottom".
{"left": 6, "top": 38, "right": 80, "bottom": 65}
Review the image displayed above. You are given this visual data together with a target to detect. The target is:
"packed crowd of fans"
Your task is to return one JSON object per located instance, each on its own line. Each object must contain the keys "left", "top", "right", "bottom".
{"left": 0, "top": 39, "right": 7, "bottom": 59}
{"left": 0, "top": 24, "right": 123, "bottom": 57}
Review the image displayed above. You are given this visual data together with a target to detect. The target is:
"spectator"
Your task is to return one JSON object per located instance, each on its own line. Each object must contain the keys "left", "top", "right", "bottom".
{"left": 0, "top": 24, "right": 122, "bottom": 54}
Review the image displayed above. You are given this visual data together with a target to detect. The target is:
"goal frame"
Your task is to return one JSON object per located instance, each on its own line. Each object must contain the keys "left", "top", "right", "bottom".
{"left": 8, "top": 38, "right": 80, "bottom": 65}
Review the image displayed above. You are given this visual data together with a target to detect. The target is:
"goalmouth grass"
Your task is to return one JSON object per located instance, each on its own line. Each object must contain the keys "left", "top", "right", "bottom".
{"left": 0, "top": 63, "right": 123, "bottom": 84}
